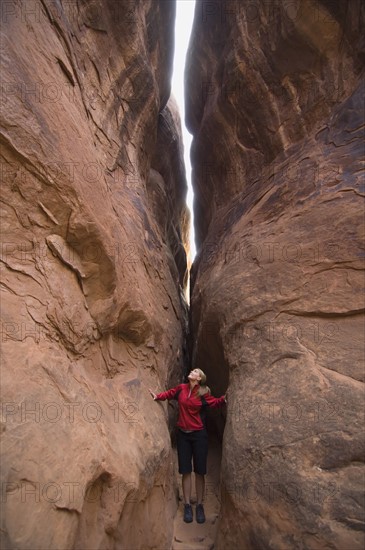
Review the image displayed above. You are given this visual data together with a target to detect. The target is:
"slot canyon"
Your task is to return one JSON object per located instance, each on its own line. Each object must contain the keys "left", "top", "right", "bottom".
{"left": 0, "top": 1, "right": 364, "bottom": 549}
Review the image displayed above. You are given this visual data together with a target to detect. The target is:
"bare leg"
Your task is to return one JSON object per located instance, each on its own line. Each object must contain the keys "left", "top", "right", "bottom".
{"left": 182, "top": 473, "right": 192, "bottom": 504}
{"left": 195, "top": 473, "right": 205, "bottom": 505}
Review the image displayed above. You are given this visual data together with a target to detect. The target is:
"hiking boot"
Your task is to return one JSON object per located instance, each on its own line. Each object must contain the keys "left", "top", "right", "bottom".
{"left": 183, "top": 503, "right": 193, "bottom": 523}
{"left": 196, "top": 503, "right": 206, "bottom": 523}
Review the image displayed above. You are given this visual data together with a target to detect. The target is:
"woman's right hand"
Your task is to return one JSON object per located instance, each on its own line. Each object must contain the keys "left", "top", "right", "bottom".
{"left": 149, "top": 388, "right": 157, "bottom": 400}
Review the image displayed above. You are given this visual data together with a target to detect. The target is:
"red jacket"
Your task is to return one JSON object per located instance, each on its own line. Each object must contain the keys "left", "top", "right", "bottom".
{"left": 155, "top": 383, "right": 226, "bottom": 431}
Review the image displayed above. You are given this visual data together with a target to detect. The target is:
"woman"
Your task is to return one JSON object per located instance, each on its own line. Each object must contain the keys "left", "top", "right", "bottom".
{"left": 149, "top": 368, "right": 226, "bottom": 524}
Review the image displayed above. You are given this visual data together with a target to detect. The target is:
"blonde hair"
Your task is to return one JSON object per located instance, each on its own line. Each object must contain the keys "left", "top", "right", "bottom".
{"left": 196, "top": 368, "right": 210, "bottom": 396}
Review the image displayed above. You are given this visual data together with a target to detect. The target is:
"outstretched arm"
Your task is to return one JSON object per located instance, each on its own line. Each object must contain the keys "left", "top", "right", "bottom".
{"left": 149, "top": 384, "right": 182, "bottom": 401}
{"left": 204, "top": 393, "right": 227, "bottom": 409}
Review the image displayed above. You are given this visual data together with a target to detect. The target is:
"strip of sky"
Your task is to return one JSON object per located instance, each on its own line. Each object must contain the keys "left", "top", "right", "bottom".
{"left": 171, "top": 0, "right": 196, "bottom": 262}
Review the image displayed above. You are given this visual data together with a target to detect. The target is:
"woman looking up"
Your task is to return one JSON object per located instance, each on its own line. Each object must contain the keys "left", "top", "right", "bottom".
{"left": 149, "top": 368, "right": 226, "bottom": 524}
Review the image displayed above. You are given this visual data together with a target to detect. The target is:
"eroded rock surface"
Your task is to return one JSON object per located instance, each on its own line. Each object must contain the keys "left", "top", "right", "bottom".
{"left": 186, "top": 1, "right": 365, "bottom": 548}
{"left": 1, "top": 1, "right": 188, "bottom": 548}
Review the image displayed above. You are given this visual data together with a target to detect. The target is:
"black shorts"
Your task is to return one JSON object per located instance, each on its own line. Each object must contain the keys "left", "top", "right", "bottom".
{"left": 177, "top": 428, "right": 208, "bottom": 475}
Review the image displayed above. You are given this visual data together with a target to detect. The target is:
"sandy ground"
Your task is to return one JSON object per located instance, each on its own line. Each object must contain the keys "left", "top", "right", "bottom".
{"left": 171, "top": 435, "right": 222, "bottom": 550}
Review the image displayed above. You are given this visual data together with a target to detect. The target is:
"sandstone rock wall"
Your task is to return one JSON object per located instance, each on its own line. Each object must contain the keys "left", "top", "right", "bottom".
{"left": 186, "top": 1, "right": 365, "bottom": 548}
{"left": 0, "top": 1, "right": 188, "bottom": 548}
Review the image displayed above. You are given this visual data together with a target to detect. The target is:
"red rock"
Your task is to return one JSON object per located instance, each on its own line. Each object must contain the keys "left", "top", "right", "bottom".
{"left": 186, "top": 1, "right": 365, "bottom": 548}
{"left": 0, "top": 1, "right": 187, "bottom": 548}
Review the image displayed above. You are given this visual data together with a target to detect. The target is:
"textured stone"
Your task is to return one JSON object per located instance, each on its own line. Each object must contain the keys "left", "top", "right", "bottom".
{"left": 0, "top": 1, "right": 188, "bottom": 548}
{"left": 186, "top": 1, "right": 365, "bottom": 548}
